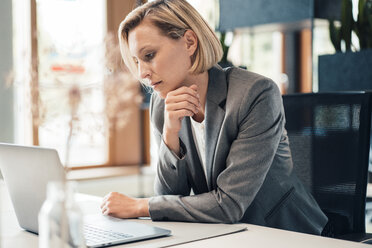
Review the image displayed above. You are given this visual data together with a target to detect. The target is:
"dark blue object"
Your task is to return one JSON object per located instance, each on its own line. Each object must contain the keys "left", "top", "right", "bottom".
{"left": 318, "top": 50, "right": 372, "bottom": 92}
{"left": 218, "top": 0, "right": 341, "bottom": 31}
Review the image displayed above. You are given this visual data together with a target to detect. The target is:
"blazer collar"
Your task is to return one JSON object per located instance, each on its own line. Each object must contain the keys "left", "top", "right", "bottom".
{"left": 204, "top": 65, "right": 228, "bottom": 189}
{"left": 206, "top": 65, "right": 228, "bottom": 106}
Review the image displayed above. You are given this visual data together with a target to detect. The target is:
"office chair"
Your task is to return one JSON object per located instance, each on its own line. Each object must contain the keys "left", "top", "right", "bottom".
{"left": 282, "top": 92, "right": 372, "bottom": 242}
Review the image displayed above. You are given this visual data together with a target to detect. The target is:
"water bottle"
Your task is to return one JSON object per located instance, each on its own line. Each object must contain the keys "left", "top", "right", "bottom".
{"left": 38, "top": 181, "right": 85, "bottom": 248}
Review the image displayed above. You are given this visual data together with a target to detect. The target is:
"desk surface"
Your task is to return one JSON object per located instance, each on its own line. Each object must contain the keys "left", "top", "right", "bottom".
{"left": 1, "top": 180, "right": 370, "bottom": 248}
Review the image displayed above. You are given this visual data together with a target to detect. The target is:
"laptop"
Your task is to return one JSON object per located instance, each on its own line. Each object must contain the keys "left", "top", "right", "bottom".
{"left": 0, "top": 143, "right": 171, "bottom": 247}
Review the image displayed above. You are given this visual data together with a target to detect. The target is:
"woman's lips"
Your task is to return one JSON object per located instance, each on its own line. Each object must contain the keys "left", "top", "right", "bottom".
{"left": 151, "top": 81, "right": 162, "bottom": 88}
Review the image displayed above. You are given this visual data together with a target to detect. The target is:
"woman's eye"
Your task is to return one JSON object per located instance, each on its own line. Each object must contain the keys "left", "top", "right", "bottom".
{"left": 144, "top": 52, "right": 155, "bottom": 61}
{"left": 133, "top": 57, "right": 139, "bottom": 64}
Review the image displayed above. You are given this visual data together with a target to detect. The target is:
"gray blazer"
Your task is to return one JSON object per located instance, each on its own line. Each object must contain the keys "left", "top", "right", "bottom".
{"left": 148, "top": 65, "right": 328, "bottom": 235}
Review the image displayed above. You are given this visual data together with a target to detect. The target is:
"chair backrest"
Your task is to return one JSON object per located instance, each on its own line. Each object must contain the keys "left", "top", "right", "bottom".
{"left": 283, "top": 92, "right": 372, "bottom": 236}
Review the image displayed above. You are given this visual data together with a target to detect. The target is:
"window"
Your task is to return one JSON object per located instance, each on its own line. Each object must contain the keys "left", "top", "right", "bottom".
{"left": 35, "top": 0, "right": 107, "bottom": 166}
{"left": 187, "top": 0, "right": 219, "bottom": 30}
{"left": 228, "top": 30, "right": 284, "bottom": 92}
{"left": 12, "top": 0, "right": 145, "bottom": 171}
{"left": 312, "top": 21, "right": 335, "bottom": 92}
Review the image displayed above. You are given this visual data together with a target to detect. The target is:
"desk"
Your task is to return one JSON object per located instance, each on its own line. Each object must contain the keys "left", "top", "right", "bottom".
{"left": 1, "top": 180, "right": 370, "bottom": 248}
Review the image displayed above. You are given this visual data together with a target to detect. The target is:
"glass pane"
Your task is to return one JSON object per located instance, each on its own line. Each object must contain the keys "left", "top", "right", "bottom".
{"left": 228, "top": 30, "right": 284, "bottom": 92}
{"left": 187, "top": 0, "right": 219, "bottom": 30}
{"left": 36, "top": 0, "right": 107, "bottom": 166}
{"left": 312, "top": 21, "right": 335, "bottom": 92}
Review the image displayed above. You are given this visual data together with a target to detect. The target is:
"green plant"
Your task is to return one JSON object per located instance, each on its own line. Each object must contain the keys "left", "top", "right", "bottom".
{"left": 329, "top": 0, "right": 372, "bottom": 52}
{"left": 219, "top": 31, "right": 230, "bottom": 64}
{"left": 355, "top": 0, "right": 372, "bottom": 48}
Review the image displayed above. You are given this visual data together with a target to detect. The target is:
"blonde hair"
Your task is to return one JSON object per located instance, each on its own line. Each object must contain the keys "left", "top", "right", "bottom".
{"left": 118, "top": 0, "right": 222, "bottom": 79}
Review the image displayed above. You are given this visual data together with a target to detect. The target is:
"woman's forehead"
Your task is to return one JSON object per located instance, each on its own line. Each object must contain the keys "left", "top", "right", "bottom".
{"left": 128, "top": 19, "right": 177, "bottom": 55}
{"left": 129, "top": 19, "right": 162, "bottom": 39}
{"left": 128, "top": 22, "right": 160, "bottom": 51}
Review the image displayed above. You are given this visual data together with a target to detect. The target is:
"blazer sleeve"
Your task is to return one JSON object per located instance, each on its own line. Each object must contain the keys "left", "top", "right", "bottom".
{"left": 149, "top": 79, "right": 285, "bottom": 223}
{"left": 150, "top": 93, "right": 191, "bottom": 196}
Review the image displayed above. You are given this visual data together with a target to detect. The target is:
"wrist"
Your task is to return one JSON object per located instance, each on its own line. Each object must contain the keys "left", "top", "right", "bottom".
{"left": 137, "top": 198, "right": 150, "bottom": 217}
{"left": 163, "top": 130, "right": 180, "bottom": 156}
{"left": 163, "top": 128, "right": 179, "bottom": 141}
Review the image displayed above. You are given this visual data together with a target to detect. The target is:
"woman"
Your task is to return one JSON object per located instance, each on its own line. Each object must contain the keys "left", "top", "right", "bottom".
{"left": 100, "top": 0, "right": 328, "bottom": 235}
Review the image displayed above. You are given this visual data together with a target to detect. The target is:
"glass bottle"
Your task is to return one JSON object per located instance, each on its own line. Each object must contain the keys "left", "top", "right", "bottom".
{"left": 38, "top": 181, "right": 86, "bottom": 248}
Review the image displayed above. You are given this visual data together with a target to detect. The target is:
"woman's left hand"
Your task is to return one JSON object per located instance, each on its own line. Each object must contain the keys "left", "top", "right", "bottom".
{"left": 100, "top": 192, "right": 150, "bottom": 218}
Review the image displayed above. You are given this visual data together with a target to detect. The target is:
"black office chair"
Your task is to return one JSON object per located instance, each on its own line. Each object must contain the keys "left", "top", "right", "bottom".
{"left": 282, "top": 92, "right": 372, "bottom": 243}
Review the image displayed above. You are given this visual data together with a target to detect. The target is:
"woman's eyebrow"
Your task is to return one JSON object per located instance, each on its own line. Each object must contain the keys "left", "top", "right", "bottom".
{"left": 138, "top": 45, "right": 151, "bottom": 55}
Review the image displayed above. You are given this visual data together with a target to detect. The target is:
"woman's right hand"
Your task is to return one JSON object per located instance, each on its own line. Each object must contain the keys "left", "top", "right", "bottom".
{"left": 163, "top": 84, "right": 200, "bottom": 156}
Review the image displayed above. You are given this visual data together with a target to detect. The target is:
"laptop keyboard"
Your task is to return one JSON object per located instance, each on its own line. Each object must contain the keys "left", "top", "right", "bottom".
{"left": 84, "top": 224, "right": 134, "bottom": 246}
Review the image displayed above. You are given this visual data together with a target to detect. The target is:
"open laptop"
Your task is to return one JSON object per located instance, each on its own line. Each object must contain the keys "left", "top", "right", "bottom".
{"left": 0, "top": 143, "right": 171, "bottom": 247}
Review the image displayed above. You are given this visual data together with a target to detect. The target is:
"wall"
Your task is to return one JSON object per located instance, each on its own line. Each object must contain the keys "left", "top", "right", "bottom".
{"left": 106, "top": 0, "right": 144, "bottom": 166}
{"left": 0, "top": 0, "right": 14, "bottom": 179}
{"left": 0, "top": 0, "right": 14, "bottom": 144}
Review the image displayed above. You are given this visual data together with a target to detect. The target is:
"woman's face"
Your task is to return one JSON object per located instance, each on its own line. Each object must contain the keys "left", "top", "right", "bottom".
{"left": 128, "top": 19, "right": 196, "bottom": 98}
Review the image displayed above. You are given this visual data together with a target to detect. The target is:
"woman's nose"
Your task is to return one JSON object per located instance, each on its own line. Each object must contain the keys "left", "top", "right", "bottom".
{"left": 138, "top": 62, "right": 151, "bottom": 79}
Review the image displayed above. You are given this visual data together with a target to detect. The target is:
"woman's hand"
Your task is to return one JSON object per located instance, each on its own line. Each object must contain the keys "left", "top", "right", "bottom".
{"left": 100, "top": 192, "right": 149, "bottom": 218}
{"left": 163, "top": 84, "right": 201, "bottom": 155}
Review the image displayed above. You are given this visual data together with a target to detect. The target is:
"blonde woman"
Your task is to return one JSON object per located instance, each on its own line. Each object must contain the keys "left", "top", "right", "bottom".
{"left": 101, "top": 0, "right": 328, "bottom": 235}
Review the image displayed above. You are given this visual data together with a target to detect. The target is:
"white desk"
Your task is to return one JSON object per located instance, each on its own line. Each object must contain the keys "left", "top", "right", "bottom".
{"left": 1, "top": 180, "right": 370, "bottom": 248}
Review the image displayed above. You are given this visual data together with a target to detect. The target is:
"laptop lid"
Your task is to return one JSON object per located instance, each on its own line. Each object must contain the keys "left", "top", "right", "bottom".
{"left": 0, "top": 143, "right": 65, "bottom": 233}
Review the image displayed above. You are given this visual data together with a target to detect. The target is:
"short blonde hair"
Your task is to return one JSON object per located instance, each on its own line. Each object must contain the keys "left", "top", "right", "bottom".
{"left": 118, "top": 0, "right": 222, "bottom": 79}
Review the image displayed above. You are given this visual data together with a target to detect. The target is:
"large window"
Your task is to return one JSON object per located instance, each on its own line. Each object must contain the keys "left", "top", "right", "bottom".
{"left": 12, "top": 0, "right": 122, "bottom": 168}
{"left": 36, "top": 0, "right": 107, "bottom": 166}
{"left": 12, "top": 0, "right": 143, "bottom": 169}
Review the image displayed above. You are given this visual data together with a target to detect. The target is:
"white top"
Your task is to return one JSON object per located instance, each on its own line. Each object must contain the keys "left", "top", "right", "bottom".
{"left": 190, "top": 118, "right": 207, "bottom": 179}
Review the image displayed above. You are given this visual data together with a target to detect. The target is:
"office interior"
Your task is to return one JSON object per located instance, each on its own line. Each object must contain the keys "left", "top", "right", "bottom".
{"left": 1, "top": 0, "right": 372, "bottom": 242}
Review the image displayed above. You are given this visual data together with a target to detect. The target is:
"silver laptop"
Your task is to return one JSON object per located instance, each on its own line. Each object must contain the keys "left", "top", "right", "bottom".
{"left": 0, "top": 143, "right": 171, "bottom": 247}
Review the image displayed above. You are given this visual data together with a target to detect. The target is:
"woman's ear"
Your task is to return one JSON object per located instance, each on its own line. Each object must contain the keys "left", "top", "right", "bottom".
{"left": 183, "top": 29, "right": 198, "bottom": 56}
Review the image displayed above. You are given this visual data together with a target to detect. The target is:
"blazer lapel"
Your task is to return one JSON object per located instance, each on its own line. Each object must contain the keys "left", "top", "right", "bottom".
{"left": 205, "top": 66, "right": 228, "bottom": 190}
{"left": 179, "top": 117, "right": 209, "bottom": 193}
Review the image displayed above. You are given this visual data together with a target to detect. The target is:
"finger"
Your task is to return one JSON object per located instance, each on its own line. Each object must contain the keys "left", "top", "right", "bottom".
{"left": 166, "top": 93, "right": 200, "bottom": 108}
{"left": 101, "top": 206, "right": 107, "bottom": 214}
{"left": 100, "top": 200, "right": 109, "bottom": 210}
{"left": 100, "top": 199, "right": 106, "bottom": 209}
{"left": 189, "top": 85, "right": 199, "bottom": 99}
{"left": 167, "top": 85, "right": 199, "bottom": 99}
{"left": 102, "top": 204, "right": 114, "bottom": 215}
{"left": 189, "top": 84, "right": 198, "bottom": 92}
{"left": 167, "top": 109, "right": 194, "bottom": 120}
{"left": 166, "top": 101, "right": 199, "bottom": 115}
{"left": 102, "top": 208, "right": 109, "bottom": 216}
{"left": 100, "top": 194, "right": 111, "bottom": 209}
{"left": 102, "top": 193, "right": 111, "bottom": 202}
